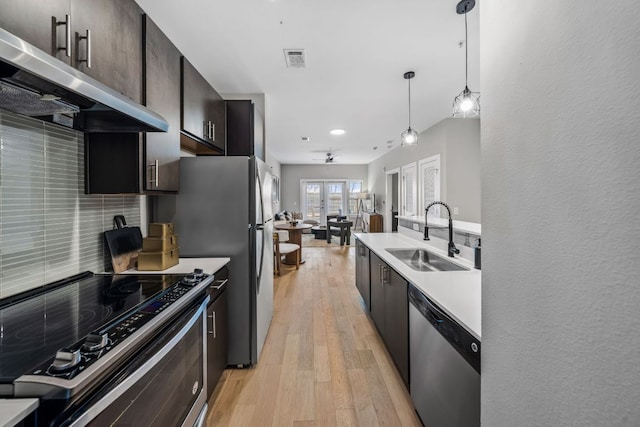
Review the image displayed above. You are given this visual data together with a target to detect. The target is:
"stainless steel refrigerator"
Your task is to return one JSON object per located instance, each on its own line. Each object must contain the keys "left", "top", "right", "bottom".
{"left": 156, "top": 156, "right": 273, "bottom": 367}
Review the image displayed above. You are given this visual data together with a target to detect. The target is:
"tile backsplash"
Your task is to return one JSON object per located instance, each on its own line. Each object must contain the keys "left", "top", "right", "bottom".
{"left": 0, "top": 111, "right": 140, "bottom": 299}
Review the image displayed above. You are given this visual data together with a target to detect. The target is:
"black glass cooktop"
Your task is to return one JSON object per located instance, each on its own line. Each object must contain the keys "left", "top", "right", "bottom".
{"left": 0, "top": 272, "right": 186, "bottom": 385}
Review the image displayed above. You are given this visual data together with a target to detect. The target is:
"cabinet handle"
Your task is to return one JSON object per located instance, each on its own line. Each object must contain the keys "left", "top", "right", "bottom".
{"left": 154, "top": 159, "right": 159, "bottom": 187}
{"left": 55, "top": 14, "right": 72, "bottom": 57}
{"left": 76, "top": 29, "right": 91, "bottom": 68}
{"left": 383, "top": 266, "right": 389, "bottom": 284}
{"left": 379, "top": 264, "right": 383, "bottom": 284}
{"left": 209, "top": 279, "right": 228, "bottom": 290}
{"left": 203, "top": 121, "right": 208, "bottom": 140}
{"left": 208, "top": 312, "right": 217, "bottom": 337}
{"left": 149, "top": 160, "right": 159, "bottom": 187}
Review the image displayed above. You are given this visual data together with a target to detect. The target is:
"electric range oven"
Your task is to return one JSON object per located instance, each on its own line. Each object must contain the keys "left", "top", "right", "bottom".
{"left": 0, "top": 270, "right": 214, "bottom": 426}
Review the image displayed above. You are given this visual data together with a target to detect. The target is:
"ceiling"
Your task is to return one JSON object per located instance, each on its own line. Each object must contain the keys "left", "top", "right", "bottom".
{"left": 136, "top": 0, "right": 480, "bottom": 165}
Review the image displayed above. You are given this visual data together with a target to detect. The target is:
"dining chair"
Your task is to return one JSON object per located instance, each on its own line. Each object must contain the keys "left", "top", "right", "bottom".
{"left": 273, "top": 230, "right": 300, "bottom": 275}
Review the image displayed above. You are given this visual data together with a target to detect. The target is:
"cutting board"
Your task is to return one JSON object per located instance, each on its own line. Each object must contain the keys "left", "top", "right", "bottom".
{"left": 105, "top": 215, "right": 143, "bottom": 273}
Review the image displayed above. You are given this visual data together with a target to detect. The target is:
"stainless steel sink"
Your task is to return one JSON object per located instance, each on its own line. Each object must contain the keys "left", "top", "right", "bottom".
{"left": 385, "top": 248, "right": 469, "bottom": 272}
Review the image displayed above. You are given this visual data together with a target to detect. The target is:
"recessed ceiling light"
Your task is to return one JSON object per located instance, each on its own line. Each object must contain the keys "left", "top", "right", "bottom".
{"left": 330, "top": 129, "right": 346, "bottom": 135}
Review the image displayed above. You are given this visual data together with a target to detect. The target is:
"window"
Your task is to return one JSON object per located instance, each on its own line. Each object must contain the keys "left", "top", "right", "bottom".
{"left": 401, "top": 162, "right": 417, "bottom": 216}
{"left": 419, "top": 155, "right": 441, "bottom": 217}
{"left": 325, "top": 182, "right": 345, "bottom": 215}
{"left": 302, "top": 182, "right": 322, "bottom": 219}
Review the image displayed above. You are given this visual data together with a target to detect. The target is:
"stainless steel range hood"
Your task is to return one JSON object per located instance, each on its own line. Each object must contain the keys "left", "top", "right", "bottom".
{"left": 0, "top": 27, "right": 168, "bottom": 133}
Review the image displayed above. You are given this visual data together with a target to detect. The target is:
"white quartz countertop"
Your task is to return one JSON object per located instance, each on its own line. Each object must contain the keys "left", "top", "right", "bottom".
{"left": 122, "top": 258, "right": 230, "bottom": 275}
{"left": 354, "top": 233, "right": 481, "bottom": 340}
{"left": 0, "top": 399, "right": 38, "bottom": 427}
{"left": 396, "top": 215, "right": 481, "bottom": 236}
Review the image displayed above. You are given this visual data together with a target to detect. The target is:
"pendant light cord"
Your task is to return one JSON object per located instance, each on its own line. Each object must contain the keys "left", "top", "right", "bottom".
{"left": 464, "top": 8, "right": 468, "bottom": 87}
{"left": 408, "top": 77, "right": 412, "bottom": 127}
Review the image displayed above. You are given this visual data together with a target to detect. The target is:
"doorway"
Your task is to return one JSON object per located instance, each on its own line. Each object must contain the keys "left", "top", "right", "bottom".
{"left": 300, "top": 180, "right": 347, "bottom": 225}
{"left": 385, "top": 168, "right": 400, "bottom": 232}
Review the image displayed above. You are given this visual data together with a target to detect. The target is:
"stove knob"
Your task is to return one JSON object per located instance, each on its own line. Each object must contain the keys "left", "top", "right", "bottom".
{"left": 50, "top": 349, "right": 81, "bottom": 372}
{"left": 194, "top": 268, "right": 204, "bottom": 276}
{"left": 83, "top": 332, "right": 109, "bottom": 352}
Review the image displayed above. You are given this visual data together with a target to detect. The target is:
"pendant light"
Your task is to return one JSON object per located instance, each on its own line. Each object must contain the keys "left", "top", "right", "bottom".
{"left": 401, "top": 71, "right": 418, "bottom": 146}
{"left": 452, "top": 0, "right": 480, "bottom": 118}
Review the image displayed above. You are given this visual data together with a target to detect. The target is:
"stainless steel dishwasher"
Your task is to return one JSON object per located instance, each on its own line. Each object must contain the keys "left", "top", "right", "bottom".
{"left": 408, "top": 285, "right": 480, "bottom": 427}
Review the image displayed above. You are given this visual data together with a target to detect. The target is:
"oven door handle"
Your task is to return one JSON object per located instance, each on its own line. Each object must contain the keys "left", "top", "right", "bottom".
{"left": 68, "top": 296, "right": 210, "bottom": 426}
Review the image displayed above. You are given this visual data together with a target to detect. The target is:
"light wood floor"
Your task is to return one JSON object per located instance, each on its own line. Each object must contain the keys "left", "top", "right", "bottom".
{"left": 207, "top": 246, "right": 421, "bottom": 426}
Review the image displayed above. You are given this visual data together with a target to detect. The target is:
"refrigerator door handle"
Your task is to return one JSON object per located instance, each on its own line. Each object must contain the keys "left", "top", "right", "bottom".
{"left": 255, "top": 169, "right": 265, "bottom": 294}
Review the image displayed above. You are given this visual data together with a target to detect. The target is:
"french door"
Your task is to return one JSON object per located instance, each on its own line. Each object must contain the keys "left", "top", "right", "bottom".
{"left": 301, "top": 180, "right": 346, "bottom": 225}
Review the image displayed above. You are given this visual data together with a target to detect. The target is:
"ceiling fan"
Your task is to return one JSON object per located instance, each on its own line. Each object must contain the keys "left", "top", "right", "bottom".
{"left": 313, "top": 152, "right": 341, "bottom": 163}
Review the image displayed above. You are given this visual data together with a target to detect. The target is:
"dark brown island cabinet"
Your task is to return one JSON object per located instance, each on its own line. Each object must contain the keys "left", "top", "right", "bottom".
{"left": 180, "top": 57, "right": 225, "bottom": 154}
{"left": 85, "top": 13, "right": 182, "bottom": 194}
{"left": 355, "top": 239, "right": 371, "bottom": 309}
{"left": 0, "top": 0, "right": 144, "bottom": 102}
{"left": 226, "top": 99, "right": 265, "bottom": 160}
{"left": 369, "top": 251, "right": 409, "bottom": 387}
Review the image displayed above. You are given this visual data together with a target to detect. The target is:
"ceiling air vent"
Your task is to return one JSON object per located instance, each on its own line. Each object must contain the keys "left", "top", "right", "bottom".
{"left": 284, "top": 49, "right": 306, "bottom": 68}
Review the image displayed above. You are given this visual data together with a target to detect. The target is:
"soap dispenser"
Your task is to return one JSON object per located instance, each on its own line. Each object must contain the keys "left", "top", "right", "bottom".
{"left": 474, "top": 238, "right": 481, "bottom": 270}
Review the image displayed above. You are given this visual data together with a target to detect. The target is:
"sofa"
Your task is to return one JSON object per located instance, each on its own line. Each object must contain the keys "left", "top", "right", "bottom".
{"left": 274, "top": 210, "right": 319, "bottom": 233}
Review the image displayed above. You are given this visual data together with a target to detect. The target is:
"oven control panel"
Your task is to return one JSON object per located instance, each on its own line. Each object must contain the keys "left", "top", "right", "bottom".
{"left": 29, "top": 270, "right": 211, "bottom": 380}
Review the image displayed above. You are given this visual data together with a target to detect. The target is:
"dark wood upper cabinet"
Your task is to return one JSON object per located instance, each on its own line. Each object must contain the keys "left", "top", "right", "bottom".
{"left": 0, "top": 0, "right": 72, "bottom": 64}
{"left": 70, "top": 0, "right": 143, "bottom": 102}
{"left": 143, "top": 15, "right": 180, "bottom": 192}
{"left": 85, "top": 14, "right": 181, "bottom": 195}
{"left": 0, "top": 0, "right": 143, "bottom": 101}
{"left": 226, "top": 99, "right": 265, "bottom": 160}
{"left": 85, "top": 132, "right": 142, "bottom": 194}
{"left": 181, "top": 57, "right": 225, "bottom": 153}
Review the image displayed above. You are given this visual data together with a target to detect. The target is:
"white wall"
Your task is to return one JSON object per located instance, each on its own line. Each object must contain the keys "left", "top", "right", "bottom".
{"left": 367, "top": 118, "right": 480, "bottom": 222}
{"left": 280, "top": 164, "right": 368, "bottom": 212}
{"left": 481, "top": 1, "right": 640, "bottom": 425}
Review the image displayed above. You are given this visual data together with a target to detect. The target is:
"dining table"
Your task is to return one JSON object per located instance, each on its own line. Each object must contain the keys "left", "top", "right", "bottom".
{"left": 274, "top": 222, "right": 313, "bottom": 264}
